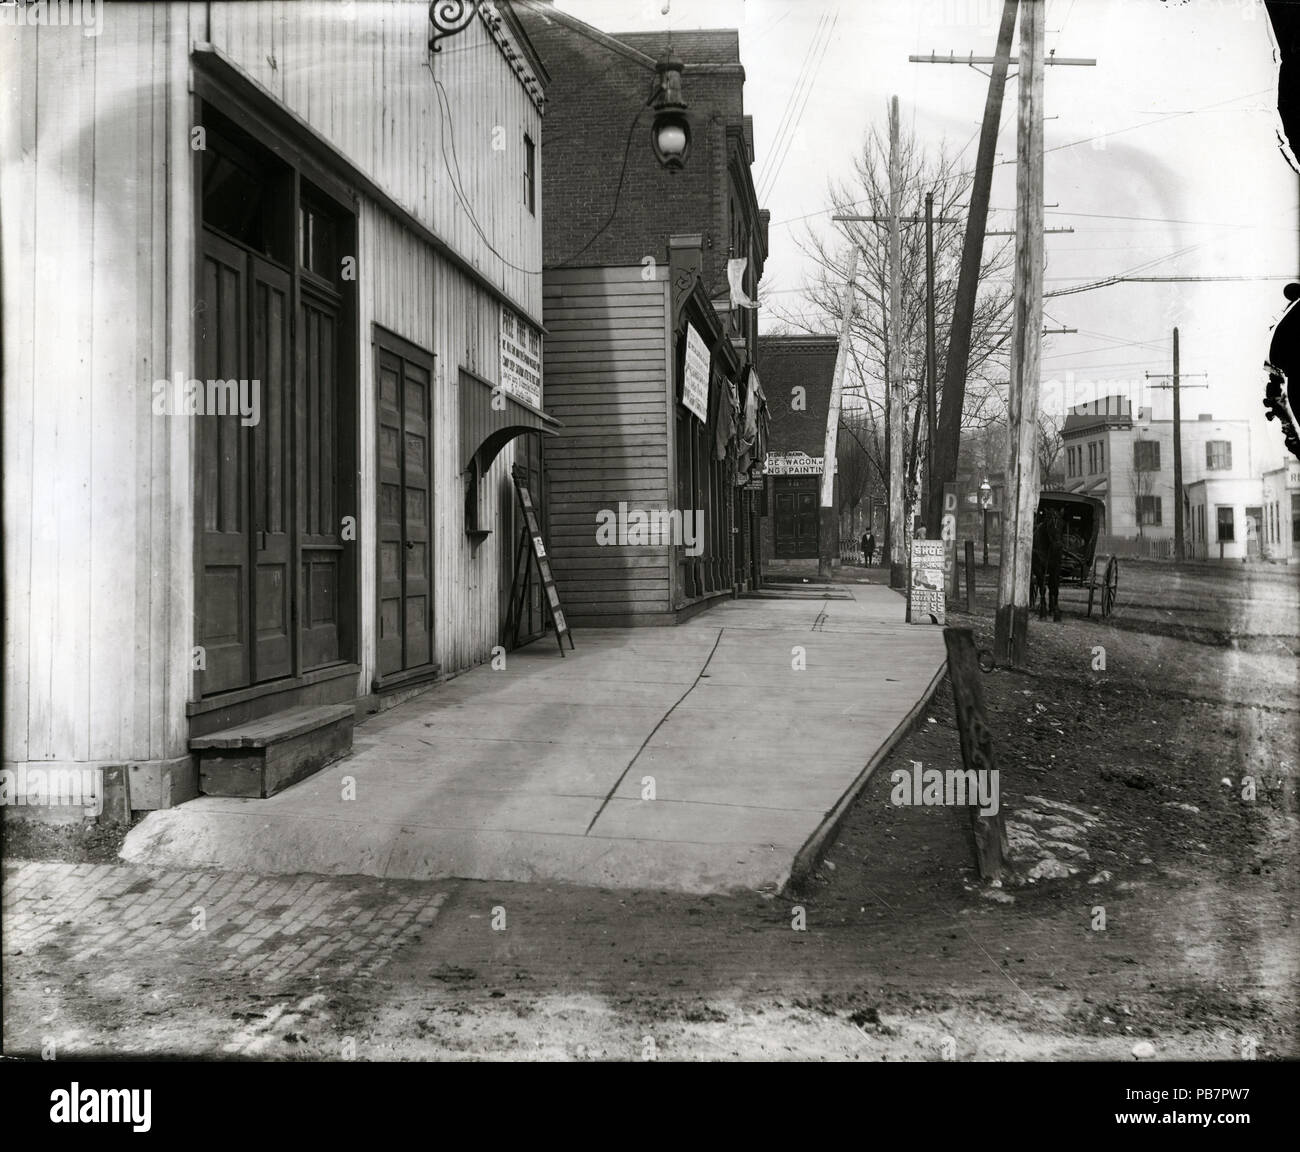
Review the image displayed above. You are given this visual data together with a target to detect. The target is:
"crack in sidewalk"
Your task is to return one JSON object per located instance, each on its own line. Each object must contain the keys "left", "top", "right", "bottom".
{"left": 582, "top": 628, "right": 726, "bottom": 836}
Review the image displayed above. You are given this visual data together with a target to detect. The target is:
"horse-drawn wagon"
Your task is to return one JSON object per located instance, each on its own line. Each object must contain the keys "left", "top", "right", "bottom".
{"left": 1035, "top": 491, "right": 1118, "bottom": 619}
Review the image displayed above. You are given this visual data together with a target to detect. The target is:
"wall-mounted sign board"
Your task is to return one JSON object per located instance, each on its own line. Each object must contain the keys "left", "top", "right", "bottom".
{"left": 764, "top": 450, "right": 824, "bottom": 476}
{"left": 682, "top": 321, "right": 711, "bottom": 423}
{"left": 501, "top": 308, "right": 543, "bottom": 409}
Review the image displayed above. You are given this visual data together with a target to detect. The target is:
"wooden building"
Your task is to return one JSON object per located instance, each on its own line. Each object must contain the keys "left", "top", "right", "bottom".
{"left": 516, "top": 3, "right": 769, "bottom": 625}
{"left": 2, "top": 1, "right": 555, "bottom": 809}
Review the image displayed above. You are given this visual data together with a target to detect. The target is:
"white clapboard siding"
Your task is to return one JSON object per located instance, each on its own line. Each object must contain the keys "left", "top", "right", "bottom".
{"left": 542, "top": 267, "right": 672, "bottom": 619}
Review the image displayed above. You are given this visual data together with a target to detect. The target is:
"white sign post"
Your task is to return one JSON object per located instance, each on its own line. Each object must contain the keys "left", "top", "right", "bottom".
{"left": 682, "top": 322, "right": 710, "bottom": 422}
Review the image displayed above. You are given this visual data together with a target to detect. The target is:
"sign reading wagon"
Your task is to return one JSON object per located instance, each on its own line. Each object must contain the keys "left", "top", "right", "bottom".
{"left": 763, "top": 450, "right": 824, "bottom": 476}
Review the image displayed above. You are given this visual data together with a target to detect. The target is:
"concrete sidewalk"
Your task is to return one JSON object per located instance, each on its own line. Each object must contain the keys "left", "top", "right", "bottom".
{"left": 122, "top": 584, "right": 946, "bottom": 894}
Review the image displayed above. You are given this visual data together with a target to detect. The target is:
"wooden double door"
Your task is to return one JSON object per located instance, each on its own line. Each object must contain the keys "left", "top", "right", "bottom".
{"left": 196, "top": 229, "right": 348, "bottom": 695}
{"left": 773, "top": 478, "right": 820, "bottom": 558}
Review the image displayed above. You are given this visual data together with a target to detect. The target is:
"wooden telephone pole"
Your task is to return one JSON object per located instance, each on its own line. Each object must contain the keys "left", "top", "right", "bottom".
{"left": 919, "top": 0, "right": 1019, "bottom": 540}
{"left": 818, "top": 247, "right": 859, "bottom": 579}
{"left": 888, "top": 95, "right": 907, "bottom": 588}
{"left": 1145, "top": 327, "right": 1209, "bottom": 562}
{"left": 994, "top": 0, "right": 1044, "bottom": 664}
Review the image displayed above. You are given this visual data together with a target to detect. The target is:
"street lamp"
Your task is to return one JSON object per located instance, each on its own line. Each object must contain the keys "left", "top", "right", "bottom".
{"left": 651, "top": 49, "right": 691, "bottom": 171}
{"left": 979, "top": 478, "right": 992, "bottom": 568}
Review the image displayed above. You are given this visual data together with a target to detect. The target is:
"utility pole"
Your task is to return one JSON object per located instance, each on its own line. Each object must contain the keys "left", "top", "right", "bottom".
{"left": 994, "top": 0, "right": 1044, "bottom": 665}
{"left": 919, "top": 0, "right": 1018, "bottom": 542}
{"left": 888, "top": 95, "right": 907, "bottom": 589}
{"left": 1145, "top": 329, "right": 1209, "bottom": 563}
{"left": 818, "top": 246, "right": 859, "bottom": 580}
{"left": 925, "top": 191, "right": 938, "bottom": 525}
{"left": 914, "top": 1, "right": 1095, "bottom": 543}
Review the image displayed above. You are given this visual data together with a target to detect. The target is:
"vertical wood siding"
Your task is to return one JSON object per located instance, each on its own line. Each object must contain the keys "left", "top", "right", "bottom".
{"left": 2, "top": 1, "right": 534, "bottom": 770}
{"left": 2, "top": 3, "right": 196, "bottom": 766}
{"left": 208, "top": 0, "right": 542, "bottom": 320}
{"left": 359, "top": 200, "right": 515, "bottom": 683}
{"left": 542, "top": 267, "right": 671, "bottom": 620}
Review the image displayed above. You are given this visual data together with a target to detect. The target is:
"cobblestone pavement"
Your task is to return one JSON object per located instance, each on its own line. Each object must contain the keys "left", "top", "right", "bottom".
{"left": 4, "top": 862, "right": 447, "bottom": 985}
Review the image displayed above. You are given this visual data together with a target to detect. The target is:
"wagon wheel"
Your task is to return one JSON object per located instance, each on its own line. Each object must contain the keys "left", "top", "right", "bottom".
{"left": 1101, "top": 555, "right": 1119, "bottom": 618}
{"left": 1086, "top": 558, "right": 1100, "bottom": 618}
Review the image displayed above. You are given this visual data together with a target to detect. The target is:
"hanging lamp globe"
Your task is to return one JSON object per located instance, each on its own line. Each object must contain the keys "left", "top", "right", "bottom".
{"left": 651, "top": 49, "right": 691, "bottom": 171}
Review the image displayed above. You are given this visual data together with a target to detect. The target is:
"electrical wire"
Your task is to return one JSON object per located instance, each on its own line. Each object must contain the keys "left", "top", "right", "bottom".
{"left": 754, "top": 10, "right": 830, "bottom": 198}
{"left": 757, "top": 9, "right": 837, "bottom": 203}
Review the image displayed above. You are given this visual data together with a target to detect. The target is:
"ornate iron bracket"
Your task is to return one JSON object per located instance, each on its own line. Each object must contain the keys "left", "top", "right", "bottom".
{"left": 429, "top": 0, "right": 480, "bottom": 53}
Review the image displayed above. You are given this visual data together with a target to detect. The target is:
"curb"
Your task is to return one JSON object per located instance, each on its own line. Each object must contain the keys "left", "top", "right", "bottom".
{"left": 785, "top": 656, "right": 949, "bottom": 894}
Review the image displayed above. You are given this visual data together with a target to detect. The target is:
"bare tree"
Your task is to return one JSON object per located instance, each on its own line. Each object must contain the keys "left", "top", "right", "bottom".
{"left": 1037, "top": 411, "right": 1065, "bottom": 488}
{"left": 768, "top": 121, "right": 1015, "bottom": 528}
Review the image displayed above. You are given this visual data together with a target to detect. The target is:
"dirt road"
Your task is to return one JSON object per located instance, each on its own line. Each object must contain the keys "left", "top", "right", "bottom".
{"left": 3, "top": 561, "right": 1296, "bottom": 1060}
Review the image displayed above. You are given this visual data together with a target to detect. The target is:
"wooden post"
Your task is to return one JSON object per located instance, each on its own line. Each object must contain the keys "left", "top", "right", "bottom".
{"left": 924, "top": 190, "right": 938, "bottom": 536}
{"left": 964, "top": 540, "right": 976, "bottom": 612}
{"left": 944, "top": 627, "right": 1010, "bottom": 884}
{"left": 925, "top": 0, "right": 1019, "bottom": 538}
{"left": 888, "top": 96, "right": 907, "bottom": 590}
{"left": 1172, "top": 326, "right": 1184, "bottom": 562}
{"left": 819, "top": 247, "right": 859, "bottom": 580}
{"left": 993, "top": 0, "right": 1045, "bottom": 666}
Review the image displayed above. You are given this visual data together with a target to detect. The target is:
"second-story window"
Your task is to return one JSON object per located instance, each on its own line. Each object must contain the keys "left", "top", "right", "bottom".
{"left": 524, "top": 134, "right": 535, "bottom": 215}
{"left": 1206, "top": 440, "right": 1231, "bottom": 470}
{"left": 1134, "top": 439, "right": 1161, "bottom": 472}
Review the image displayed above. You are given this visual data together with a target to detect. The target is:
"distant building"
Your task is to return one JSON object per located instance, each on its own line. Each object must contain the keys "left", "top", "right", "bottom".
{"left": 1259, "top": 461, "right": 1300, "bottom": 562}
{"left": 756, "top": 336, "right": 838, "bottom": 566}
{"left": 1061, "top": 396, "right": 1257, "bottom": 544}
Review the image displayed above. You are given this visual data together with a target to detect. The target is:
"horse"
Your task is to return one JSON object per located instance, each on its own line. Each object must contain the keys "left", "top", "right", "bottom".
{"left": 1031, "top": 508, "right": 1064, "bottom": 622}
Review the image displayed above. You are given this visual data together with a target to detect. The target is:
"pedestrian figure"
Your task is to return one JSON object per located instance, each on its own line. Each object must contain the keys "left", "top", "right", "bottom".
{"left": 863, "top": 531, "right": 876, "bottom": 566}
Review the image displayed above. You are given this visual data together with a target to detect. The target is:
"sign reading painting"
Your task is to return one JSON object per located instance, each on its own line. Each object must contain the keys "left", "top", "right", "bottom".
{"left": 682, "top": 322, "right": 711, "bottom": 422}
{"left": 500, "top": 308, "right": 542, "bottom": 409}
{"left": 909, "top": 539, "right": 947, "bottom": 625}
{"left": 764, "top": 450, "right": 824, "bottom": 476}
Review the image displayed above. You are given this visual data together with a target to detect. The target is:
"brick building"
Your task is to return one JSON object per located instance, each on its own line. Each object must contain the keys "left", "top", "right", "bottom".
{"left": 756, "top": 336, "right": 839, "bottom": 567}
{"left": 516, "top": 1, "right": 769, "bottom": 624}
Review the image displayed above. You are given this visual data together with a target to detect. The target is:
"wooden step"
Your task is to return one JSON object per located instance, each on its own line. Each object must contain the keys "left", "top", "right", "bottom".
{"left": 191, "top": 704, "right": 354, "bottom": 799}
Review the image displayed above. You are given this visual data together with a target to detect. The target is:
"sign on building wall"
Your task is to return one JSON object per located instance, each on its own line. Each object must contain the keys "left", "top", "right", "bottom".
{"left": 501, "top": 308, "right": 543, "bottom": 409}
{"left": 909, "top": 539, "right": 947, "bottom": 625}
{"left": 682, "top": 322, "right": 711, "bottom": 422}
{"left": 764, "top": 450, "right": 824, "bottom": 476}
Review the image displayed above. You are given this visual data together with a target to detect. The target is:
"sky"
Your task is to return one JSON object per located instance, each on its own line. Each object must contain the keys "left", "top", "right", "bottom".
{"left": 555, "top": 0, "right": 1298, "bottom": 475}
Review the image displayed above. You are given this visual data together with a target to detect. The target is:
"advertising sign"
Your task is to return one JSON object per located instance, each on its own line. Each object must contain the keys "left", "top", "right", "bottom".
{"left": 501, "top": 308, "right": 542, "bottom": 408}
{"left": 764, "top": 450, "right": 824, "bottom": 476}
{"left": 909, "top": 539, "right": 947, "bottom": 625}
{"left": 682, "top": 322, "right": 710, "bottom": 422}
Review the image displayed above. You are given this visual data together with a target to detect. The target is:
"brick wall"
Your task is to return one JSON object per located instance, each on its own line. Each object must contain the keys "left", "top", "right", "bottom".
{"left": 516, "top": 5, "right": 750, "bottom": 296}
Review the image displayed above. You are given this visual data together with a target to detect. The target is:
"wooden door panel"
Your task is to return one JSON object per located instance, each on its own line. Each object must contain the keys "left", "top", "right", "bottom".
{"left": 198, "top": 233, "right": 250, "bottom": 694}
{"left": 376, "top": 352, "right": 404, "bottom": 677}
{"left": 402, "top": 364, "right": 432, "bottom": 669}
{"left": 299, "top": 293, "right": 342, "bottom": 670}
{"left": 250, "top": 257, "right": 293, "bottom": 682}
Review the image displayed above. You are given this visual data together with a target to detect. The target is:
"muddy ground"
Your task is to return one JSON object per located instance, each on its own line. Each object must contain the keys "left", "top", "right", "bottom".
{"left": 3, "top": 559, "right": 1297, "bottom": 1061}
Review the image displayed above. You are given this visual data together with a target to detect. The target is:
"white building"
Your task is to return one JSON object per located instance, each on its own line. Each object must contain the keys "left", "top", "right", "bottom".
{"left": 1061, "top": 396, "right": 1256, "bottom": 543}
{"left": 1261, "top": 461, "right": 1300, "bottom": 562}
